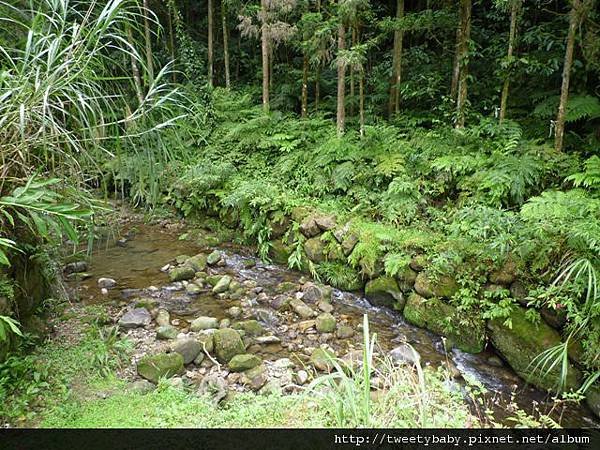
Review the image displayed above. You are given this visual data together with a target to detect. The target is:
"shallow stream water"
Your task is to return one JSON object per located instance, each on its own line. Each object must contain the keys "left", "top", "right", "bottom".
{"left": 68, "top": 220, "right": 599, "bottom": 428}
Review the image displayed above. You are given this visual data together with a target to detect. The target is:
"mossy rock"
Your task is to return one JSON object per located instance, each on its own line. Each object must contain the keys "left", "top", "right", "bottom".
{"left": 169, "top": 266, "right": 196, "bottom": 282}
{"left": 269, "top": 239, "right": 293, "bottom": 265}
{"left": 213, "top": 328, "right": 245, "bottom": 363}
{"left": 229, "top": 354, "right": 262, "bottom": 372}
{"left": 487, "top": 306, "right": 581, "bottom": 392}
{"left": 185, "top": 254, "right": 208, "bottom": 272}
{"left": 403, "top": 293, "right": 485, "bottom": 353}
{"left": 310, "top": 347, "right": 336, "bottom": 372}
{"left": 414, "top": 272, "right": 458, "bottom": 299}
{"left": 315, "top": 313, "right": 336, "bottom": 333}
{"left": 137, "top": 353, "right": 184, "bottom": 384}
{"left": 395, "top": 265, "right": 418, "bottom": 292}
{"left": 364, "top": 276, "right": 403, "bottom": 309}
{"left": 489, "top": 258, "right": 517, "bottom": 286}
{"left": 304, "top": 237, "right": 326, "bottom": 263}
{"left": 586, "top": 384, "right": 600, "bottom": 420}
{"left": 232, "top": 320, "right": 264, "bottom": 336}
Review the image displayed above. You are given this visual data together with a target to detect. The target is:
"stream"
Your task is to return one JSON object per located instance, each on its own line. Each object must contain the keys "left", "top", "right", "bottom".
{"left": 66, "top": 218, "right": 599, "bottom": 428}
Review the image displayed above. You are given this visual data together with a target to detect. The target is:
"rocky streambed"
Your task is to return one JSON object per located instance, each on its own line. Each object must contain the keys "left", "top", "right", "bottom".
{"left": 64, "top": 217, "right": 599, "bottom": 427}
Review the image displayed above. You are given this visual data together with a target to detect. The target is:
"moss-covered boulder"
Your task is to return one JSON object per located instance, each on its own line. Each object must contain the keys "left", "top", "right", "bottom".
{"left": 169, "top": 266, "right": 195, "bottom": 282}
{"left": 213, "top": 328, "right": 245, "bottom": 363}
{"left": 409, "top": 254, "right": 428, "bottom": 272}
{"left": 414, "top": 272, "right": 458, "bottom": 299}
{"left": 365, "top": 276, "right": 403, "bottom": 309}
{"left": 212, "top": 275, "right": 232, "bottom": 294}
{"left": 229, "top": 354, "right": 262, "bottom": 372}
{"left": 304, "top": 237, "right": 326, "bottom": 263}
{"left": 269, "top": 239, "right": 293, "bottom": 265}
{"left": 586, "top": 384, "right": 600, "bottom": 419}
{"left": 489, "top": 258, "right": 517, "bottom": 286}
{"left": 232, "top": 320, "right": 264, "bottom": 336}
{"left": 310, "top": 347, "right": 336, "bottom": 372}
{"left": 185, "top": 254, "right": 207, "bottom": 272}
{"left": 137, "top": 353, "right": 184, "bottom": 383}
{"left": 487, "top": 306, "right": 581, "bottom": 392}
{"left": 403, "top": 293, "right": 485, "bottom": 353}
{"left": 395, "top": 265, "right": 418, "bottom": 292}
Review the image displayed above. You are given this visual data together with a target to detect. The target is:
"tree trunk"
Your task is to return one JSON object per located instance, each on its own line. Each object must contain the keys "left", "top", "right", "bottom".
{"left": 142, "top": 0, "right": 154, "bottom": 84}
{"left": 455, "top": 0, "right": 471, "bottom": 129}
{"left": 167, "top": 4, "right": 176, "bottom": 83}
{"left": 222, "top": 1, "right": 231, "bottom": 88}
{"left": 336, "top": 21, "right": 346, "bottom": 136}
{"left": 127, "top": 25, "right": 144, "bottom": 105}
{"left": 207, "top": 0, "right": 214, "bottom": 86}
{"left": 315, "top": 66, "right": 320, "bottom": 112}
{"left": 450, "top": 3, "right": 462, "bottom": 100}
{"left": 555, "top": 0, "right": 584, "bottom": 151}
{"left": 261, "top": 0, "right": 270, "bottom": 112}
{"left": 350, "top": 27, "right": 356, "bottom": 117}
{"left": 389, "top": 0, "right": 404, "bottom": 116}
{"left": 301, "top": 53, "right": 309, "bottom": 118}
{"left": 359, "top": 71, "right": 365, "bottom": 137}
{"left": 499, "top": 0, "right": 520, "bottom": 124}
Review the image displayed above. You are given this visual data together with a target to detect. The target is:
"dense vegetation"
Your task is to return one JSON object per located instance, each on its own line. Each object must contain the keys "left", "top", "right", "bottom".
{"left": 0, "top": 0, "right": 599, "bottom": 426}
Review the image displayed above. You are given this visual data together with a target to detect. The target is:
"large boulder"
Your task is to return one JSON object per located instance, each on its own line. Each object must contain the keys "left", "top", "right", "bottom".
{"left": 586, "top": 384, "right": 600, "bottom": 420}
{"left": 119, "top": 308, "right": 151, "bottom": 329}
{"left": 137, "top": 353, "right": 184, "bottom": 383}
{"left": 171, "top": 338, "right": 202, "bottom": 364}
{"left": 395, "top": 265, "right": 418, "bottom": 292}
{"left": 169, "top": 266, "right": 195, "bottom": 282}
{"left": 413, "top": 272, "right": 458, "bottom": 299}
{"left": 229, "top": 354, "right": 262, "bottom": 372}
{"left": 299, "top": 216, "right": 321, "bottom": 238}
{"left": 489, "top": 259, "right": 517, "bottom": 286}
{"left": 213, "top": 328, "right": 245, "bottom": 363}
{"left": 304, "top": 237, "right": 326, "bottom": 263}
{"left": 365, "top": 276, "right": 403, "bottom": 309}
{"left": 403, "top": 293, "right": 485, "bottom": 353}
{"left": 302, "top": 282, "right": 331, "bottom": 303}
{"left": 269, "top": 240, "right": 293, "bottom": 265}
{"left": 487, "top": 306, "right": 581, "bottom": 392}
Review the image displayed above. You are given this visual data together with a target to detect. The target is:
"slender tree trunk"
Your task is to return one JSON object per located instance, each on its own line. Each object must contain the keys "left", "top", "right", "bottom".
{"left": 315, "top": 66, "right": 321, "bottom": 112}
{"left": 350, "top": 27, "right": 356, "bottom": 117}
{"left": 207, "top": 0, "right": 214, "bottom": 86}
{"left": 336, "top": 21, "right": 346, "bottom": 136}
{"left": 455, "top": 0, "right": 471, "bottom": 129}
{"left": 222, "top": 1, "right": 231, "bottom": 88}
{"left": 450, "top": 3, "right": 462, "bottom": 100}
{"left": 142, "top": 0, "right": 154, "bottom": 84}
{"left": 261, "top": 0, "right": 270, "bottom": 112}
{"left": 555, "top": 0, "right": 585, "bottom": 151}
{"left": 499, "top": 0, "right": 520, "bottom": 124}
{"left": 359, "top": 71, "right": 365, "bottom": 137}
{"left": 389, "top": 0, "right": 404, "bottom": 116}
{"left": 301, "top": 53, "right": 309, "bottom": 118}
{"left": 127, "top": 25, "right": 144, "bottom": 105}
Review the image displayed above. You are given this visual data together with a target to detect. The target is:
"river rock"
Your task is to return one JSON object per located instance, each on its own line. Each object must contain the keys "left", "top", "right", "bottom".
{"left": 341, "top": 233, "right": 359, "bottom": 256}
{"left": 318, "top": 301, "right": 334, "bottom": 313}
{"left": 198, "top": 374, "right": 228, "bottom": 404}
{"left": 302, "top": 282, "right": 330, "bottom": 303}
{"left": 269, "top": 239, "right": 294, "bottom": 265}
{"left": 315, "top": 313, "right": 336, "bottom": 333}
{"left": 186, "top": 254, "right": 208, "bottom": 272}
{"left": 270, "top": 295, "right": 291, "bottom": 311}
{"left": 137, "top": 353, "right": 184, "bottom": 383}
{"left": 390, "top": 344, "right": 421, "bottom": 366}
{"left": 365, "top": 276, "right": 403, "bottom": 308}
{"left": 127, "top": 379, "right": 155, "bottom": 394}
{"left": 414, "top": 272, "right": 458, "bottom": 299}
{"left": 98, "top": 277, "right": 116, "bottom": 289}
{"left": 336, "top": 325, "right": 354, "bottom": 339}
{"left": 190, "top": 316, "right": 219, "bottom": 331}
{"left": 169, "top": 266, "right": 195, "bottom": 282}
{"left": 155, "top": 309, "right": 170, "bottom": 327}
{"left": 403, "top": 293, "right": 485, "bottom": 353}
{"left": 207, "top": 250, "right": 222, "bottom": 265}
{"left": 233, "top": 320, "right": 264, "bottom": 336}
{"left": 241, "top": 364, "right": 268, "bottom": 391}
{"left": 290, "top": 298, "right": 316, "bottom": 319}
{"left": 229, "top": 354, "right": 262, "bottom": 372}
{"left": 176, "top": 255, "right": 191, "bottom": 264}
{"left": 310, "top": 347, "right": 336, "bottom": 372}
{"left": 220, "top": 318, "right": 231, "bottom": 328}
{"left": 213, "top": 328, "right": 245, "bottom": 363}
{"left": 304, "top": 237, "right": 326, "bottom": 263}
{"left": 156, "top": 325, "right": 178, "bottom": 340}
{"left": 198, "top": 333, "right": 214, "bottom": 354}
{"left": 171, "top": 338, "right": 202, "bottom": 364}
{"left": 119, "top": 308, "right": 151, "bottom": 329}
{"left": 227, "top": 306, "right": 242, "bottom": 318}
{"left": 487, "top": 306, "right": 581, "bottom": 392}
{"left": 185, "top": 283, "right": 202, "bottom": 295}
{"left": 294, "top": 370, "right": 309, "bottom": 385}
{"left": 212, "top": 275, "right": 232, "bottom": 294}
{"left": 395, "top": 265, "right": 418, "bottom": 291}
{"left": 65, "top": 261, "right": 88, "bottom": 274}
{"left": 255, "top": 335, "right": 281, "bottom": 344}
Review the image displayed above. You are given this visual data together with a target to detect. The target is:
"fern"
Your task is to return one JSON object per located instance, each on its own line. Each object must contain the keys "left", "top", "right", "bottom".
{"left": 566, "top": 156, "right": 600, "bottom": 192}
{"left": 534, "top": 95, "right": 600, "bottom": 122}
